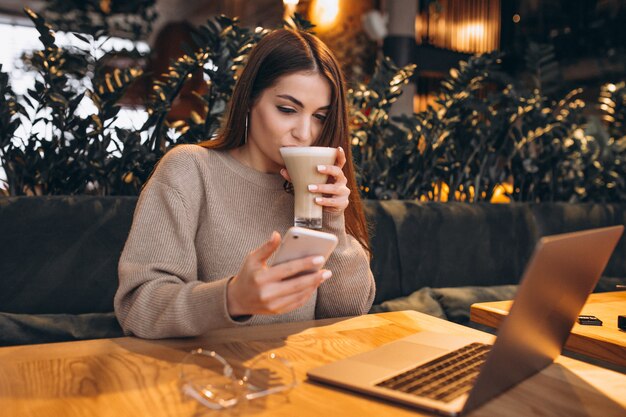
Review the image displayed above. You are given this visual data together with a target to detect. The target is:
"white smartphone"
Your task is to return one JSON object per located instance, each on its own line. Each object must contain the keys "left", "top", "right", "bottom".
{"left": 270, "top": 227, "right": 338, "bottom": 272}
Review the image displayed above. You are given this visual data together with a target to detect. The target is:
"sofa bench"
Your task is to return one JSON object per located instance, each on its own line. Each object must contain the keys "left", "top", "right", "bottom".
{"left": 1, "top": 196, "right": 625, "bottom": 346}
{"left": 367, "top": 200, "right": 626, "bottom": 322}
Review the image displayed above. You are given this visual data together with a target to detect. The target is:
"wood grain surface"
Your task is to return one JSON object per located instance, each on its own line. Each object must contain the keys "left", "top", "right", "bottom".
{"left": 470, "top": 291, "right": 626, "bottom": 368}
{"left": 1, "top": 311, "right": 625, "bottom": 417}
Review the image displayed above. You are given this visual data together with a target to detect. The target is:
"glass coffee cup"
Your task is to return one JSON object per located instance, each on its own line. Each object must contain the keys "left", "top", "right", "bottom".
{"left": 280, "top": 146, "right": 337, "bottom": 229}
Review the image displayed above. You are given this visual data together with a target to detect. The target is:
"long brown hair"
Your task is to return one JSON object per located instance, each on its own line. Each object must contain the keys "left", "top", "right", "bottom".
{"left": 200, "top": 29, "right": 370, "bottom": 256}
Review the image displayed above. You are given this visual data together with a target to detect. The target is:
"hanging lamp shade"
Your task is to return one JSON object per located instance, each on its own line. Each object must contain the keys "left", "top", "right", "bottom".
{"left": 416, "top": 0, "right": 501, "bottom": 54}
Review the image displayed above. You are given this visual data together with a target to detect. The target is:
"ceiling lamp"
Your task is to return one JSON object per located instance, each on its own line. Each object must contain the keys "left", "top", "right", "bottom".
{"left": 283, "top": 0, "right": 300, "bottom": 22}
{"left": 311, "top": 0, "right": 340, "bottom": 29}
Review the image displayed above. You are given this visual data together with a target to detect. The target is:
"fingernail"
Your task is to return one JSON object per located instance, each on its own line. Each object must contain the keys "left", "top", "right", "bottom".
{"left": 315, "top": 197, "right": 323, "bottom": 203}
{"left": 317, "top": 165, "right": 325, "bottom": 172}
{"left": 338, "top": 146, "right": 344, "bottom": 153}
{"left": 322, "top": 270, "right": 332, "bottom": 280}
{"left": 280, "top": 169, "right": 286, "bottom": 176}
{"left": 308, "top": 184, "right": 318, "bottom": 191}
{"left": 312, "top": 256, "right": 325, "bottom": 265}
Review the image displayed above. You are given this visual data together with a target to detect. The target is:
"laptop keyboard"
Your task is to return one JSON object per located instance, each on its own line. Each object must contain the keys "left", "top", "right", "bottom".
{"left": 376, "top": 342, "right": 492, "bottom": 403}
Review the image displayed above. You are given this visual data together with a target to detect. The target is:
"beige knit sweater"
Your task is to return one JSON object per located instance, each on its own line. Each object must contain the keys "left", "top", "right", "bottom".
{"left": 114, "top": 144, "right": 375, "bottom": 338}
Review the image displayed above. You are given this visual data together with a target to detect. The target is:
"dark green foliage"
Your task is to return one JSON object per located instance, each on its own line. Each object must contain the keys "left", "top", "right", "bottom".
{"left": 508, "top": 89, "right": 587, "bottom": 202}
{"left": 42, "top": 0, "right": 157, "bottom": 41}
{"left": 602, "top": 82, "right": 626, "bottom": 141}
{"left": 1, "top": 8, "right": 625, "bottom": 203}
{"left": 351, "top": 51, "right": 624, "bottom": 202}
{"left": 0, "top": 66, "right": 26, "bottom": 196}
{"left": 350, "top": 58, "right": 444, "bottom": 200}
{"left": 524, "top": 42, "right": 561, "bottom": 98}
{"left": 0, "top": 8, "right": 148, "bottom": 195}
{"left": 0, "top": 9, "right": 263, "bottom": 196}
{"left": 144, "top": 16, "right": 267, "bottom": 151}
{"left": 429, "top": 53, "right": 519, "bottom": 202}
{"left": 285, "top": 13, "right": 317, "bottom": 33}
{"left": 577, "top": 82, "right": 626, "bottom": 202}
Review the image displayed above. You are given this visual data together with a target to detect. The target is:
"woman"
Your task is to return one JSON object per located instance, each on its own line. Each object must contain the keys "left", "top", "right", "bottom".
{"left": 114, "top": 28, "right": 375, "bottom": 339}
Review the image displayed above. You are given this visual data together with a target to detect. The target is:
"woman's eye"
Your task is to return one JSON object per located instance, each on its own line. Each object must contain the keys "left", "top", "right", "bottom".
{"left": 314, "top": 114, "right": 327, "bottom": 122}
{"left": 277, "top": 106, "right": 296, "bottom": 114}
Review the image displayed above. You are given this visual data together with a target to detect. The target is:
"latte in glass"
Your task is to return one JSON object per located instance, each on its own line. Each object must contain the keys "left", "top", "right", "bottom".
{"left": 280, "top": 146, "right": 337, "bottom": 229}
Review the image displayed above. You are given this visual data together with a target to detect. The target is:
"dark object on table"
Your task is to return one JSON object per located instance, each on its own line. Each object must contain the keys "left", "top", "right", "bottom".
{"left": 578, "top": 315, "right": 603, "bottom": 326}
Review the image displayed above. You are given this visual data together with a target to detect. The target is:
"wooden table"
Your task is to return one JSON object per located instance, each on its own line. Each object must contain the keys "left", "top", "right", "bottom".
{"left": 471, "top": 291, "right": 626, "bottom": 368}
{"left": 1, "top": 311, "right": 626, "bottom": 417}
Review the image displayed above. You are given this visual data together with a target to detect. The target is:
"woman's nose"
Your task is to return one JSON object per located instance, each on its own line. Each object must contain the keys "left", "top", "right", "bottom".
{"left": 292, "top": 116, "right": 313, "bottom": 143}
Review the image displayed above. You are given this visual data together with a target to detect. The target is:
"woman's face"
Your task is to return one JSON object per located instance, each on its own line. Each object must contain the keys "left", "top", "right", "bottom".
{"left": 246, "top": 71, "right": 332, "bottom": 173}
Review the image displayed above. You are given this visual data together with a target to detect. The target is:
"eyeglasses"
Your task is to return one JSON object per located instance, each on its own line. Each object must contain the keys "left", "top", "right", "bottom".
{"left": 179, "top": 348, "right": 297, "bottom": 410}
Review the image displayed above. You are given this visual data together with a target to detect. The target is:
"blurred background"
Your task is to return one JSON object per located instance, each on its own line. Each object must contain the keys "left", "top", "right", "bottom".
{"left": 2, "top": 1, "right": 624, "bottom": 113}
{"left": 1, "top": 1, "right": 625, "bottom": 202}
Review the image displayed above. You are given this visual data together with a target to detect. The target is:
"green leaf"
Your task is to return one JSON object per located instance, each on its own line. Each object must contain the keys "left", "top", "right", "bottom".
{"left": 72, "top": 32, "right": 91, "bottom": 44}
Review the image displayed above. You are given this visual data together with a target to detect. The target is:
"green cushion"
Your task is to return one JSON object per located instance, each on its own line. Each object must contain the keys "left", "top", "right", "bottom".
{"left": 363, "top": 200, "right": 403, "bottom": 304}
{"left": 0, "top": 196, "right": 136, "bottom": 315}
{"left": 370, "top": 287, "right": 447, "bottom": 320}
{"left": 0, "top": 312, "right": 124, "bottom": 346}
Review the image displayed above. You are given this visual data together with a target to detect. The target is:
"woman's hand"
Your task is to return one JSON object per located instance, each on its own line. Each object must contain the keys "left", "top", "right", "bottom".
{"left": 281, "top": 146, "right": 350, "bottom": 214}
{"left": 227, "top": 232, "right": 332, "bottom": 317}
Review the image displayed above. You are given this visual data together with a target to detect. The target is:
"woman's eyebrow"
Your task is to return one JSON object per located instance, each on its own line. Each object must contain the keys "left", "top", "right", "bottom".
{"left": 277, "top": 94, "right": 330, "bottom": 110}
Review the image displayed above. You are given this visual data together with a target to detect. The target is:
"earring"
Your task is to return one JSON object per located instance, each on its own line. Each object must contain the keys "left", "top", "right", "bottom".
{"left": 283, "top": 180, "right": 294, "bottom": 195}
{"left": 244, "top": 113, "right": 249, "bottom": 144}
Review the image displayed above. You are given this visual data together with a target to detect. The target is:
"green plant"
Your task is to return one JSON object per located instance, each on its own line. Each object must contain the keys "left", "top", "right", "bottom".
{"left": 524, "top": 42, "right": 561, "bottom": 99}
{"left": 144, "top": 16, "right": 267, "bottom": 152}
{"left": 351, "top": 52, "right": 579, "bottom": 202}
{"left": 0, "top": 8, "right": 149, "bottom": 195}
{"left": 351, "top": 50, "right": 623, "bottom": 203}
{"left": 576, "top": 82, "right": 626, "bottom": 202}
{"left": 0, "top": 66, "right": 25, "bottom": 196}
{"left": 428, "top": 53, "right": 519, "bottom": 202}
{"left": 349, "top": 57, "right": 444, "bottom": 200}
{"left": 602, "top": 82, "right": 626, "bottom": 141}
{"left": 42, "top": 0, "right": 157, "bottom": 41}
{"left": 0, "top": 9, "right": 261, "bottom": 195}
{"left": 2, "top": 8, "right": 626, "bottom": 204}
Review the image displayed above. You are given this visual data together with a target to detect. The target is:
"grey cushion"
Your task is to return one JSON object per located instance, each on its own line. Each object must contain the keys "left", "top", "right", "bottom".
{"left": 0, "top": 312, "right": 124, "bottom": 346}
{"left": 431, "top": 285, "right": 519, "bottom": 325}
{"left": 370, "top": 287, "right": 447, "bottom": 320}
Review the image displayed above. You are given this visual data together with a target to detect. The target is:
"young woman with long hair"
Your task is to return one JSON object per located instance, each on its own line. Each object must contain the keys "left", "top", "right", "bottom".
{"left": 115, "top": 28, "right": 375, "bottom": 338}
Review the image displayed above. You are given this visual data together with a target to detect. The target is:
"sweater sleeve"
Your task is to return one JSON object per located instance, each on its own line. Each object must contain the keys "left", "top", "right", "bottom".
{"left": 114, "top": 150, "right": 248, "bottom": 339}
{"left": 314, "top": 211, "right": 376, "bottom": 319}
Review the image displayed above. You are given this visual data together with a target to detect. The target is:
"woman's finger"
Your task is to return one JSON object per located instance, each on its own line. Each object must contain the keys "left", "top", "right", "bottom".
{"left": 266, "top": 255, "right": 326, "bottom": 282}
{"left": 317, "top": 164, "right": 346, "bottom": 183}
{"left": 336, "top": 146, "right": 346, "bottom": 169}
{"left": 267, "top": 291, "right": 315, "bottom": 314}
{"left": 267, "top": 269, "right": 330, "bottom": 300}
{"left": 308, "top": 183, "right": 349, "bottom": 196}
{"left": 315, "top": 196, "right": 349, "bottom": 210}
{"left": 280, "top": 168, "right": 292, "bottom": 183}
{"left": 263, "top": 273, "right": 330, "bottom": 313}
{"left": 249, "top": 231, "right": 281, "bottom": 266}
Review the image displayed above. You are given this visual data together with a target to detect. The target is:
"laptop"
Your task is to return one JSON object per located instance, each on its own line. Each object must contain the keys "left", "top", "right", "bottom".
{"left": 307, "top": 225, "right": 624, "bottom": 416}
